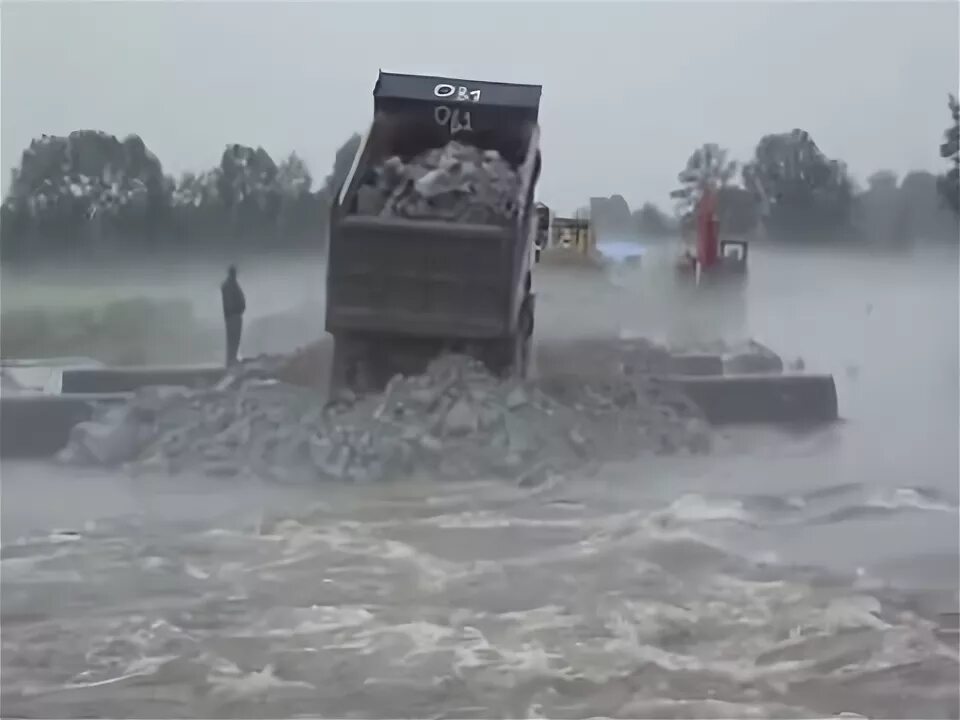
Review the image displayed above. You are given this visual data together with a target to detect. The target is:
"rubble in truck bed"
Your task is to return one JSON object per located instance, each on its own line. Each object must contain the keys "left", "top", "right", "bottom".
{"left": 355, "top": 141, "right": 522, "bottom": 224}
{"left": 58, "top": 352, "right": 711, "bottom": 485}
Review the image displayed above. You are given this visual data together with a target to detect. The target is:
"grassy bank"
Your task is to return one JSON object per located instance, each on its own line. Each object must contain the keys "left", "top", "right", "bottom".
{"left": 1, "top": 298, "right": 220, "bottom": 365}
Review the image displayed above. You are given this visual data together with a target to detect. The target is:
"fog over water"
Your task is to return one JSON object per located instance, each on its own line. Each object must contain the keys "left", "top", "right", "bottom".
{"left": 3, "top": 244, "right": 958, "bottom": 718}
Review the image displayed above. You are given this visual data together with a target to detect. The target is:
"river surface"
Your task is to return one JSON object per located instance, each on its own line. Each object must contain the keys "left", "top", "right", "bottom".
{"left": 2, "top": 244, "right": 958, "bottom": 718}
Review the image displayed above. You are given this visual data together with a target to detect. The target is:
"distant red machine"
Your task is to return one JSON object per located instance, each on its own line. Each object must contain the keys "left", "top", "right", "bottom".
{"left": 696, "top": 186, "right": 720, "bottom": 270}
{"left": 676, "top": 185, "right": 748, "bottom": 282}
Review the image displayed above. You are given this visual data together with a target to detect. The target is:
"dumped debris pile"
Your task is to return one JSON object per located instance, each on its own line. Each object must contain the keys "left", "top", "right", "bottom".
{"left": 58, "top": 353, "right": 710, "bottom": 484}
{"left": 356, "top": 141, "right": 522, "bottom": 224}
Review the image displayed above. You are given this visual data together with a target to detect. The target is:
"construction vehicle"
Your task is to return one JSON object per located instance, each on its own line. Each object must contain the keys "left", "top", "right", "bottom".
{"left": 550, "top": 214, "right": 594, "bottom": 254}
{"left": 676, "top": 185, "right": 748, "bottom": 285}
{"left": 535, "top": 203, "right": 594, "bottom": 253}
{"left": 533, "top": 203, "right": 599, "bottom": 266}
{"left": 326, "top": 71, "right": 542, "bottom": 392}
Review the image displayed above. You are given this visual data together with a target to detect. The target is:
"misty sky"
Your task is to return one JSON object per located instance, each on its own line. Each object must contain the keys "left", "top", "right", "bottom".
{"left": 2, "top": 1, "right": 957, "bottom": 214}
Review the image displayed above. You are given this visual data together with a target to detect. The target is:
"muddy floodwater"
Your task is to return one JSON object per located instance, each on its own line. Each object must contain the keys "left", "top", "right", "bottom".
{"left": 2, "top": 244, "right": 958, "bottom": 718}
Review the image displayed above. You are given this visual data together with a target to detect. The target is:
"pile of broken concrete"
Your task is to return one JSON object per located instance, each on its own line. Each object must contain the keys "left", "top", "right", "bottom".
{"left": 58, "top": 353, "right": 710, "bottom": 485}
{"left": 356, "top": 141, "right": 522, "bottom": 224}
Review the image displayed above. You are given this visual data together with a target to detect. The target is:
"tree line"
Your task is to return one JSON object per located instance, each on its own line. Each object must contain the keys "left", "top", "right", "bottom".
{"left": 2, "top": 93, "right": 957, "bottom": 260}
{"left": 0, "top": 131, "right": 362, "bottom": 260}
{"left": 634, "top": 94, "right": 959, "bottom": 246}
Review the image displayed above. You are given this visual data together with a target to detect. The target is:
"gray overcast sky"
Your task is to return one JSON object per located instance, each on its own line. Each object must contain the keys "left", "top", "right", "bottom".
{"left": 2, "top": 1, "right": 958, "bottom": 214}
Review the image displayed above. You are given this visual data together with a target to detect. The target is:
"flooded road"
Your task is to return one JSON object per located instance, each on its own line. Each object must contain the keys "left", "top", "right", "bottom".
{"left": 2, "top": 244, "right": 958, "bottom": 718}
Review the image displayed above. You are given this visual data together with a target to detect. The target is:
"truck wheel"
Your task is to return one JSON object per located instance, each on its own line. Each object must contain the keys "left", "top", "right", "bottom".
{"left": 518, "top": 334, "right": 532, "bottom": 378}
{"left": 515, "top": 293, "right": 535, "bottom": 378}
{"left": 478, "top": 338, "right": 511, "bottom": 378}
{"left": 501, "top": 329, "right": 533, "bottom": 380}
{"left": 330, "top": 337, "right": 352, "bottom": 394}
{"left": 331, "top": 335, "right": 371, "bottom": 394}
{"left": 504, "top": 334, "right": 524, "bottom": 379}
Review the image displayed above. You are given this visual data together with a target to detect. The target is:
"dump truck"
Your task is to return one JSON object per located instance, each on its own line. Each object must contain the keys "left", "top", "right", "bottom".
{"left": 326, "top": 71, "right": 542, "bottom": 392}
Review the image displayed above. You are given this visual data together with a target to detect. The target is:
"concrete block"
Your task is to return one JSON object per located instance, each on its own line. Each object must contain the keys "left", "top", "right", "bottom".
{"left": 61, "top": 365, "right": 224, "bottom": 394}
{"left": 1, "top": 393, "right": 129, "bottom": 458}
{"left": 664, "top": 373, "right": 839, "bottom": 425}
{"left": 667, "top": 353, "right": 725, "bottom": 376}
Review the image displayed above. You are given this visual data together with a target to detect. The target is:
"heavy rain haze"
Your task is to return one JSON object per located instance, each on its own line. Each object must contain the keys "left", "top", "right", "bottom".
{"left": 2, "top": 2, "right": 959, "bottom": 719}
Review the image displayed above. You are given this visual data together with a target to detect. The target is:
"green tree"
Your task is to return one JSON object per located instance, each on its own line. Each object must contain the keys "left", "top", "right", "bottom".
{"left": 715, "top": 186, "right": 761, "bottom": 237}
{"left": 276, "top": 152, "right": 313, "bottom": 196}
{"left": 742, "top": 129, "right": 853, "bottom": 240}
{"left": 856, "top": 170, "right": 906, "bottom": 246}
{"left": 634, "top": 202, "right": 675, "bottom": 237}
{"left": 938, "top": 93, "right": 959, "bottom": 215}
{"left": 899, "top": 169, "right": 958, "bottom": 242}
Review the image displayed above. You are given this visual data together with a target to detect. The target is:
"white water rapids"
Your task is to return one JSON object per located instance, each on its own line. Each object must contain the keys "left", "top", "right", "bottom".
{"left": 2, "top": 243, "right": 958, "bottom": 718}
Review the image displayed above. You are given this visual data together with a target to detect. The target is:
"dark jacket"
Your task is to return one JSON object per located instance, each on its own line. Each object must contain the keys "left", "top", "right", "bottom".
{"left": 221, "top": 276, "right": 246, "bottom": 318}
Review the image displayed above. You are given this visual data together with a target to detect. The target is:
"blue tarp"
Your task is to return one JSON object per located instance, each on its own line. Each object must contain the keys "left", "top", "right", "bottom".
{"left": 596, "top": 240, "right": 646, "bottom": 264}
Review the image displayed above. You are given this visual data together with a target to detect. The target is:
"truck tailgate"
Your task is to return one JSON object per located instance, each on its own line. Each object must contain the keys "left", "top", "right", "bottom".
{"left": 326, "top": 215, "right": 515, "bottom": 338}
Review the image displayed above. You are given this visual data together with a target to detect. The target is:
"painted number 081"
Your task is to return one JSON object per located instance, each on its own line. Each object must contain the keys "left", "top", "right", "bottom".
{"left": 433, "top": 83, "right": 481, "bottom": 103}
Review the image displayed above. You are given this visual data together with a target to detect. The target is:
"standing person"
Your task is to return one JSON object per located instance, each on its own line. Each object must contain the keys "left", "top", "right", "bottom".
{"left": 221, "top": 265, "right": 246, "bottom": 366}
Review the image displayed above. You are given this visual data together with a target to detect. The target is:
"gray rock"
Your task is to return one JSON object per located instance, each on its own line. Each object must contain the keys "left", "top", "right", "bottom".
{"left": 442, "top": 398, "right": 479, "bottom": 436}
{"left": 503, "top": 414, "right": 536, "bottom": 454}
{"left": 334, "top": 388, "right": 357, "bottom": 405}
{"left": 516, "top": 462, "right": 551, "bottom": 488}
{"left": 316, "top": 444, "right": 351, "bottom": 480}
{"left": 204, "top": 460, "right": 240, "bottom": 478}
{"left": 0, "top": 369, "right": 22, "bottom": 392}
{"left": 214, "top": 374, "right": 242, "bottom": 392}
{"left": 724, "top": 341, "right": 784, "bottom": 375}
{"left": 502, "top": 452, "right": 523, "bottom": 469}
{"left": 684, "top": 418, "right": 712, "bottom": 455}
{"left": 66, "top": 417, "right": 142, "bottom": 466}
{"left": 505, "top": 385, "right": 528, "bottom": 410}
{"left": 347, "top": 463, "right": 374, "bottom": 483}
{"left": 567, "top": 428, "right": 588, "bottom": 454}
{"left": 201, "top": 442, "right": 234, "bottom": 461}
{"left": 477, "top": 405, "right": 502, "bottom": 431}
{"left": 419, "top": 434, "right": 444, "bottom": 452}
{"left": 358, "top": 141, "right": 521, "bottom": 225}
{"left": 399, "top": 424, "right": 422, "bottom": 441}
{"left": 408, "top": 387, "right": 441, "bottom": 409}
{"left": 655, "top": 430, "right": 678, "bottom": 456}
{"left": 308, "top": 435, "right": 332, "bottom": 463}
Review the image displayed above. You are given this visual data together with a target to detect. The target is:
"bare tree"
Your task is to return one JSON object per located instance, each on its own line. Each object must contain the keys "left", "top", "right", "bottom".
{"left": 669, "top": 143, "right": 738, "bottom": 219}
{"left": 938, "top": 94, "right": 959, "bottom": 215}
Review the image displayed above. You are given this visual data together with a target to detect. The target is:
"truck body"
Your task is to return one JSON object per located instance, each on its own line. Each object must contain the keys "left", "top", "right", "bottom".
{"left": 326, "top": 71, "right": 543, "bottom": 391}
